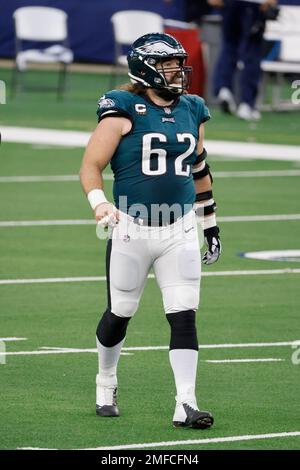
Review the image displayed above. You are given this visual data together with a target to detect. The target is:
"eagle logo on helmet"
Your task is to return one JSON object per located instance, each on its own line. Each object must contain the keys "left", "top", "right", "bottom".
{"left": 135, "top": 40, "right": 185, "bottom": 57}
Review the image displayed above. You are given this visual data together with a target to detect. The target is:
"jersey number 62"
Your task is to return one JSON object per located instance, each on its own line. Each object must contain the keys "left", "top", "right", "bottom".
{"left": 142, "top": 133, "right": 196, "bottom": 177}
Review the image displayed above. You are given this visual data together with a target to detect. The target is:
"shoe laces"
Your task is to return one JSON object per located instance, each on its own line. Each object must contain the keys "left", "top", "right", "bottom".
{"left": 99, "top": 385, "right": 117, "bottom": 406}
{"left": 183, "top": 402, "right": 198, "bottom": 413}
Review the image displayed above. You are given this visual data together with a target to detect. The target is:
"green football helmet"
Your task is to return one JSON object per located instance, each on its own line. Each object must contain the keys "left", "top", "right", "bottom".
{"left": 127, "top": 33, "right": 192, "bottom": 94}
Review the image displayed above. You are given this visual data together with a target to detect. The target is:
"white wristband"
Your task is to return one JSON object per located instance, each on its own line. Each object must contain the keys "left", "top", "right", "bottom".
{"left": 87, "top": 189, "right": 108, "bottom": 210}
{"left": 203, "top": 213, "right": 217, "bottom": 230}
{"left": 194, "top": 206, "right": 216, "bottom": 230}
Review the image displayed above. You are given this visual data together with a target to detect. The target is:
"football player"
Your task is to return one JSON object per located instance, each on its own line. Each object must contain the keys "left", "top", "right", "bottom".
{"left": 80, "top": 33, "right": 221, "bottom": 429}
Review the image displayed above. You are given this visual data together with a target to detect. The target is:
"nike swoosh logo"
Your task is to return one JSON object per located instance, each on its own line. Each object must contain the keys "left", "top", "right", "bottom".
{"left": 184, "top": 227, "right": 195, "bottom": 233}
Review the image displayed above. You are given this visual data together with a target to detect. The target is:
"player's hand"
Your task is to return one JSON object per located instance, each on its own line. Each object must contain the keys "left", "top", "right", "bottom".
{"left": 94, "top": 202, "right": 119, "bottom": 228}
{"left": 202, "top": 226, "right": 222, "bottom": 265}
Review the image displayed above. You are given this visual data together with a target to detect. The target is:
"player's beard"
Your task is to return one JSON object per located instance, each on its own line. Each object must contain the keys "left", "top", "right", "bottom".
{"left": 154, "top": 72, "right": 186, "bottom": 101}
{"left": 153, "top": 87, "right": 182, "bottom": 102}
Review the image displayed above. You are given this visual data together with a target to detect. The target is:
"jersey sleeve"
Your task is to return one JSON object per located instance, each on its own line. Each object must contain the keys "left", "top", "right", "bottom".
{"left": 199, "top": 97, "right": 211, "bottom": 124}
{"left": 96, "top": 90, "right": 134, "bottom": 124}
{"left": 185, "top": 94, "right": 211, "bottom": 126}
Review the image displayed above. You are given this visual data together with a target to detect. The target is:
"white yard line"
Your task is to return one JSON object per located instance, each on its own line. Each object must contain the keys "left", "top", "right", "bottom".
{"left": 0, "top": 276, "right": 107, "bottom": 285}
{"left": 218, "top": 214, "right": 300, "bottom": 222}
{"left": 207, "top": 141, "right": 300, "bottom": 162}
{"left": 1, "top": 269, "right": 300, "bottom": 286}
{"left": 0, "top": 220, "right": 95, "bottom": 227}
{"left": 202, "top": 269, "right": 300, "bottom": 276}
{"left": 0, "top": 269, "right": 299, "bottom": 286}
{"left": 17, "top": 431, "right": 300, "bottom": 450}
{"left": 0, "top": 349, "right": 285, "bottom": 363}
{"left": 80, "top": 430, "right": 300, "bottom": 450}
{"left": 0, "top": 175, "right": 80, "bottom": 183}
{"left": 0, "top": 337, "right": 27, "bottom": 341}
{"left": 0, "top": 175, "right": 113, "bottom": 183}
{"left": 1, "top": 213, "right": 300, "bottom": 227}
{"left": 205, "top": 358, "right": 284, "bottom": 363}
{"left": 0, "top": 349, "right": 131, "bottom": 356}
{"left": 1, "top": 170, "right": 300, "bottom": 183}
{"left": 199, "top": 340, "right": 300, "bottom": 349}
{"left": 1, "top": 340, "right": 299, "bottom": 358}
{"left": 1, "top": 126, "right": 300, "bottom": 161}
{"left": 1, "top": 126, "right": 90, "bottom": 147}
{"left": 0, "top": 350, "right": 285, "bottom": 362}
{"left": 212, "top": 170, "right": 300, "bottom": 178}
{"left": 122, "top": 341, "right": 300, "bottom": 350}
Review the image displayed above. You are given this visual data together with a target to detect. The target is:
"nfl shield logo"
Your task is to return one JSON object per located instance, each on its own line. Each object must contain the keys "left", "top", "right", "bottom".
{"left": 98, "top": 96, "right": 115, "bottom": 108}
{"left": 164, "top": 107, "right": 171, "bottom": 114}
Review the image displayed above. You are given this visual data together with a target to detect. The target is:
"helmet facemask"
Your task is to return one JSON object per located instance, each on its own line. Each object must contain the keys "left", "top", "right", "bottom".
{"left": 154, "top": 57, "right": 192, "bottom": 95}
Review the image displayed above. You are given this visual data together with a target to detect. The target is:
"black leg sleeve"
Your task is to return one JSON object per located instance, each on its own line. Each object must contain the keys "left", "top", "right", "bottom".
{"left": 166, "top": 310, "right": 199, "bottom": 351}
{"left": 96, "top": 309, "right": 131, "bottom": 348}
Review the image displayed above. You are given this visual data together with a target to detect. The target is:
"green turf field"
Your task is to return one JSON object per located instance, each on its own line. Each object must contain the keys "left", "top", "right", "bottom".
{"left": 0, "top": 68, "right": 300, "bottom": 450}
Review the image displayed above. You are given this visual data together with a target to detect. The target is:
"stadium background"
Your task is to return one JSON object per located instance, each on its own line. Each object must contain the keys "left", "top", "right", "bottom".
{"left": 0, "top": 0, "right": 300, "bottom": 452}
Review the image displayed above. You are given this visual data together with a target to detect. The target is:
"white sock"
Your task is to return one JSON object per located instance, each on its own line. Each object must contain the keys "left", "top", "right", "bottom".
{"left": 169, "top": 349, "right": 198, "bottom": 405}
{"left": 96, "top": 336, "right": 125, "bottom": 385}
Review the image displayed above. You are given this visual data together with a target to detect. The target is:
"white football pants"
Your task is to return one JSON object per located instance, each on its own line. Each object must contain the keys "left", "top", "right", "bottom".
{"left": 107, "top": 210, "right": 201, "bottom": 317}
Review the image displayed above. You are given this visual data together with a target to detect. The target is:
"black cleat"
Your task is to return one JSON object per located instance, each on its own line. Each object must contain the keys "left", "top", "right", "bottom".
{"left": 96, "top": 404, "right": 119, "bottom": 417}
{"left": 173, "top": 403, "right": 214, "bottom": 429}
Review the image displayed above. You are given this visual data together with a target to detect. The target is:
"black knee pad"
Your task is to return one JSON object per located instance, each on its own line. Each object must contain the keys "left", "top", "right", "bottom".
{"left": 166, "top": 310, "right": 198, "bottom": 351}
{"left": 96, "top": 309, "right": 131, "bottom": 348}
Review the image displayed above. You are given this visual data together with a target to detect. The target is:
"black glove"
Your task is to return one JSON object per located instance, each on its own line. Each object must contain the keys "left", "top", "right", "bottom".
{"left": 203, "top": 225, "right": 222, "bottom": 265}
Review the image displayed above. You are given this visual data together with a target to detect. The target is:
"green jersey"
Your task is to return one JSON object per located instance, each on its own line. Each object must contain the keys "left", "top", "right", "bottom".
{"left": 96, "top": 90, "right": 210, "bottom": 223}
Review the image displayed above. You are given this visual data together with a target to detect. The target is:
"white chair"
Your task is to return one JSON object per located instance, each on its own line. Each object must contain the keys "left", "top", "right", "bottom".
{"left": 264, "top": 6, "right": 300, "bottom": 41}
{"left": 110, "top": 10, "right": 164, "bottom": 87}
{"left": 260, "top": 6, "right": 300, "bottom": 109}
{"left": 12, "top": 6, "right": 73, "bottom": 99}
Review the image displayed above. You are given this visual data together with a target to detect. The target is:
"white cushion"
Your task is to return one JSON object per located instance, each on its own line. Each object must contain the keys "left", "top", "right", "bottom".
{"left": 16, "top": 45, "right": 73, "bottom": 71}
